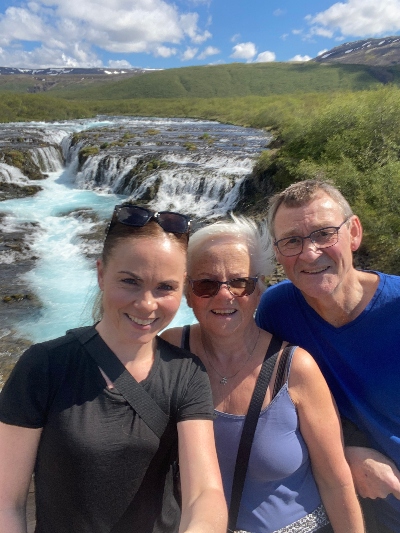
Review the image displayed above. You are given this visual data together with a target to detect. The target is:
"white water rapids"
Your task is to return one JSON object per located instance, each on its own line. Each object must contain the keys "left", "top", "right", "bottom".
{"left": 0, "top": 116, "right": 269, "bottom": 344}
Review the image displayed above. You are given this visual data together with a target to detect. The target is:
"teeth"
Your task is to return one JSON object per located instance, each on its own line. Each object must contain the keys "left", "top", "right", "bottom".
{"left": 127, "top": 314, "right": 155, "bottom": 325}
{"left": 303, "top": 267, "right": 328, "bottom": 274}
{"left": 212, "top": 309, "right": 236, "bottom": 315}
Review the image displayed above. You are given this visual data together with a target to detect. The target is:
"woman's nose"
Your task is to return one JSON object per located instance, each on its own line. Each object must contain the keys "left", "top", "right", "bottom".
{"left": 134, "top": 291, "right": 157, "bottom": 310}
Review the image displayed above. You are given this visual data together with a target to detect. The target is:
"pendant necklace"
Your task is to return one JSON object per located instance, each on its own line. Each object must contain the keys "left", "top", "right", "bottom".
{"left": 202, "top": 329, "right": 261, "bottom": 385}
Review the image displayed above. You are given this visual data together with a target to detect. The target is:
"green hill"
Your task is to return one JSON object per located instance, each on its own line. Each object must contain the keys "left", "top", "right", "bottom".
{"left": 50, "top": 62, "right": 400, "bottom": 100}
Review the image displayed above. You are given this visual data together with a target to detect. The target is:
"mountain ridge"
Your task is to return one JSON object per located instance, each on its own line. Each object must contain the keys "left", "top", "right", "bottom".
{"left": 312, "top": 36, "right": 400, "bottom": 66}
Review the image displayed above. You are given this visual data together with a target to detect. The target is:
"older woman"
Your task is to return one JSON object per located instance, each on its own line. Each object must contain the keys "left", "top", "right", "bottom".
{"left": 162, "top": 215, "right": 364, "bottom": 533}
{"left": 0, "top": 204, "right": 227, "bottom": 533}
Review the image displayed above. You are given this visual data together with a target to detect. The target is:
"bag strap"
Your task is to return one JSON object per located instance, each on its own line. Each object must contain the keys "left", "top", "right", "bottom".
{"left": 228, "top": 334, "right": 283, "bottom": 532}
{"left": 69, "top": 326, "right": 170, "bottom": 439}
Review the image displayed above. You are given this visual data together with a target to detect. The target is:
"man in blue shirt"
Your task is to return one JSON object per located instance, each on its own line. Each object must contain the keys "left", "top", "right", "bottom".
{"left": 256, "top": 179, "right": 400, "bottom": 533}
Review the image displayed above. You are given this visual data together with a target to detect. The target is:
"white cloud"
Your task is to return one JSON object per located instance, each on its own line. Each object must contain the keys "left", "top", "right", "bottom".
{"left": 289, "top": 54, "right": 311, "bottom": 61}
{"left": 180, "top": 12, "right": 212, "bottom": 44}
{"left": 107, "top": 59, "right": 132, "bottom": 68}
{"left": 181, "top": 46, "right": 198, "bottom": 61}
{"left": 0, "top": 7, "right": 46, "bottom": 45}
{"left": 292, "top": 29, "right": 303, "bottom": 35}
{"left": 154, "top": 45, "right": 177, "bottom": 58}
{"left": 311, "top": 27, "right": 334, "bottom": 38}
{"left": 230, "top": 41, "right": 257, "bottom": 60}
{"left": 198, "top": 45, "right": 220, "bottom": 59}
{"left": 307, "top": 0, "right": 400, "bottom": 37}
{"left": 317, "top": 49, "right": 329, "bottom": 56}
{"left": 230, "top": 33, "right": 241, "bottom": 43}
{"left": 255, "top": 51, "right": 276, "bottom": 62}
{"left": 273, "top": 9, "right": 286, "bottom": 16}
{"left": 0, "top": 0, "right": 211, "bottom": 67}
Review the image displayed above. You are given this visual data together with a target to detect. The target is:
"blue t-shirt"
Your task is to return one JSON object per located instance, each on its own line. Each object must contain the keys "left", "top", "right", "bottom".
{"left": 256, "top": 272, "right": 400, "bottom": 532}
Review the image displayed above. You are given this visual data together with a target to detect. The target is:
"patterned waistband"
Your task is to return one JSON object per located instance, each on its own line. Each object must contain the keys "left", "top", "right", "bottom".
{"left": 234, "top": 503, "right": 330, "bottom": 533}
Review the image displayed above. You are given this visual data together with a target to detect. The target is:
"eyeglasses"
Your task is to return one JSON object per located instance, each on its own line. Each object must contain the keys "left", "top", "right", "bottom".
{"left": 189, "top": 277, "right": 258, "bottom": 298}
{"left": 106, "top": 204, "right": 191, "bottom": 236}
{"left": 274, "top": 218, "right": 350, "bottom": 257}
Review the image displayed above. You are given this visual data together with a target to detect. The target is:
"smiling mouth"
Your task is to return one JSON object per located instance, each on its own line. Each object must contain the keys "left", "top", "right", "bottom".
{"left": 127, "top": 314, "right": 156, "bottom": 326}
{"left": 211, "top": 309, "right": 236, "bottom": 316}
{"left": 301, "top": 266, "right": 330, "bottom": 275}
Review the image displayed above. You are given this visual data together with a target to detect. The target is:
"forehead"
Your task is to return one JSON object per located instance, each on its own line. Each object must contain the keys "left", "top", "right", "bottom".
{"left": 274, "top": 193, "right": 343, "bottom": 237}
{"left": 189, "top": 236, "right": 251, "bottom": 273}
{"left": 110, "top": 235, "right": 185, "bottom": 264}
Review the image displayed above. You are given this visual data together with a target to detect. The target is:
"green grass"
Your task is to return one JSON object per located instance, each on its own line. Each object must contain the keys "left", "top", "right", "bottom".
{"left": 49, "top": 62, "right": 400, "bottom": 100}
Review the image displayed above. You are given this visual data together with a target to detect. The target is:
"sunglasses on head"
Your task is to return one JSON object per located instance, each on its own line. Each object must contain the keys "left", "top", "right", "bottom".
{"left": 189, "top": 277, "right": 258, "bottom": 298}
{"left": 106, "top": 204, "right": 191, "bottom": 236}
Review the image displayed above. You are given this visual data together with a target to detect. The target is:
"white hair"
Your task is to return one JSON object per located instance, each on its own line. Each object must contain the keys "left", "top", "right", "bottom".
{"left": 188, "top": 214, "right": 275, "bottom": 292}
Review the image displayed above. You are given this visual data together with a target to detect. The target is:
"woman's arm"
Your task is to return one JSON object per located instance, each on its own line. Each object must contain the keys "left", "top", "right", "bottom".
{"left": 177, "top": 419, "right": 227, "bottom": 533}
{"left": 289, "top": 348, "right": 365, "bottom": 533}
{"left": 0, "top": 422, "right": 42, "bottom": 533}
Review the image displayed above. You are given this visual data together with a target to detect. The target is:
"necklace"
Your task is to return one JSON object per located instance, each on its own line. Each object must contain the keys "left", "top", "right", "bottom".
{"left": 202, "top": 329, "right": 261, "bottom": 385}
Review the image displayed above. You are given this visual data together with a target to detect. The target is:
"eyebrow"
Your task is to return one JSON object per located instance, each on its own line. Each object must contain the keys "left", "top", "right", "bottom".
{"left": 277, "top": 223, "right": 337, "bottom": 239}
{"left": 118, "top": 271, "right": 180, "bottom": 285}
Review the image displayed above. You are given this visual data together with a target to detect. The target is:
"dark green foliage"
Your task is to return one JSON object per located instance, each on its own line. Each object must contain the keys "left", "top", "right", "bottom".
{"left": 256, "top": 86, "right": 400, "bottom": 274}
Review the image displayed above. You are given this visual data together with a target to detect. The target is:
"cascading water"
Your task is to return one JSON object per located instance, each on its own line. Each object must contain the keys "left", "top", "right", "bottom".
{"left": 0, "top": 116, "right": 269, "bottom": 370}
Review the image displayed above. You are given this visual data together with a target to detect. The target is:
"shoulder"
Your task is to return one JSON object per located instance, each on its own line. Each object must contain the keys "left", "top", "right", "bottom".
{"left": 160, "top": 326, "right": 184, "bottom": 348}
{"left": 287, "top": 347, "right": 329, "bottom": 404}
{"left": 157, "top": 336, "right": 206, "bottom": 372}
{"left": 13, "top": 331, "right": 82, "bottom": 368}
{"left": 378, "top": 271, "right": 400, "bottom": 292}
{"left": 259, "top": 279, "right": 294, "bottom": 305}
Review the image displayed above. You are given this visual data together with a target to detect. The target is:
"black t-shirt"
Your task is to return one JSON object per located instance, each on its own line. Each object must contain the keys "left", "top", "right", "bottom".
{"left": 0, "top": 329, "right": 214, "bottom": 533}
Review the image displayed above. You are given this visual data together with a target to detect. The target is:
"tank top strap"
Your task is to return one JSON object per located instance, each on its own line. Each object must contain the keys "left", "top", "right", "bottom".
{"left": 181, "top": 324, "right": 191, "bottom": 351}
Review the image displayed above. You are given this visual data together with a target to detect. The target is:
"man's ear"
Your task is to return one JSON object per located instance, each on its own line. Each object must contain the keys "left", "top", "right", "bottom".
{"left": 349, "top": 215, "right": 363, "bottom": 252}
{"left": 97, "top": 258, "right": 105, "bottom": 291}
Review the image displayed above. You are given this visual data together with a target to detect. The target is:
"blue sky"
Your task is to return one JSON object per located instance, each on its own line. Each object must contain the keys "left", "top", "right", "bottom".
{"left": 0, "top": 0, "right": 400, "bottom": 69}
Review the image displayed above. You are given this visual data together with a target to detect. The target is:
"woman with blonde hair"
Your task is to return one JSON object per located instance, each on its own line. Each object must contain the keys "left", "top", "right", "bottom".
{"left": 163, "top": 214, "right": 364, "bottom": 533}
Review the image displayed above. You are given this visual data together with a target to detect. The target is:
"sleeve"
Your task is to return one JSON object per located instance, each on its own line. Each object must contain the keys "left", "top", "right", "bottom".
{"left": 176, "top": 359, "right": 214, "bottom": 423}
{"left": 0, "top": 343, "right": 51, "bottom": 428}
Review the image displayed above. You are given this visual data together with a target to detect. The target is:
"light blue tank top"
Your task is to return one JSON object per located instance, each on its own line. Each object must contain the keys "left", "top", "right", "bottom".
{"left": 214, "top": 349, "right": 323, "bottom": 533}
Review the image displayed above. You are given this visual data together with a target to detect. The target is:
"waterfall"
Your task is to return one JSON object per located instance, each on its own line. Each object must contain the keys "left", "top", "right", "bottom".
{"left": 29, "top": 146, "right": 64, "bottom": 173}
{"left": 0, "top": 163, "right": 29, "bottom": 184}
{"left": 0, "top": 116, "right": 269, "bottom": 352}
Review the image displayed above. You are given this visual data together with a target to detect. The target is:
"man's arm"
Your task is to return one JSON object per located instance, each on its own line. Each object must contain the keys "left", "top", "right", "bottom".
{"left": 345, "top": 446, "right": 400, "bottom": 500}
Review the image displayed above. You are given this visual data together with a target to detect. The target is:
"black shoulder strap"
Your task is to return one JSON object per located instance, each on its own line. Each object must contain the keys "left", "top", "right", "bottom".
{"left": 181, "top": 324, "right": 191, "bottom": 351}
{"left": 228, "top": 334, "right": 282, "bottom": 532}
{"left": 69, "top": 326, "right": 170, "bottom": 439}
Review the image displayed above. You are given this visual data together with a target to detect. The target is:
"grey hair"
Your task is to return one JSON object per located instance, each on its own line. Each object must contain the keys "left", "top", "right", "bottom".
{"left": 187, "top": 214, "right": 274, "bottom": 292}
{"left": 267, "top": 179, "right": 354, "bottom": 238}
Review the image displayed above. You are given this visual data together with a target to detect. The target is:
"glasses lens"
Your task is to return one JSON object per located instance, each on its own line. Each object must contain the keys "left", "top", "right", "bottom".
{"left": 277, "top": 237, "right": 303, "bottom": 255}
{"left": 311, "top": 228, "right": 338, "bottom": 247}
{"left": 229, "top": 278, "right": 257, "bottom": 296}
{"left": 117, "top": 205, "right": 152, "bottom": 226}
{"left": 191, "top": 279, "right": 219, "bottom": 298}
{"left": 190, "top": 278, "right": 257, "bottom": 298}
{"left": 157, "top": 212, "right": 190, "bottom": 234}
